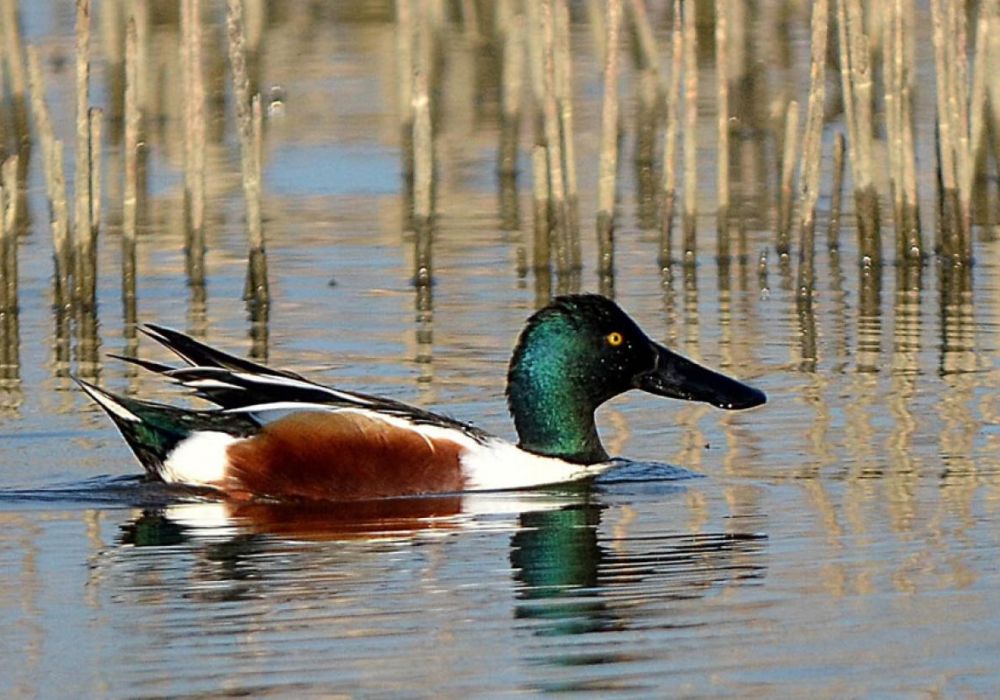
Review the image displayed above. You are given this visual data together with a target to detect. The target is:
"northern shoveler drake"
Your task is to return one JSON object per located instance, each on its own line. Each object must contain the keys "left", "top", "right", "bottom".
{"left": 78, "top": 295, "right": 766, "bottom": 502}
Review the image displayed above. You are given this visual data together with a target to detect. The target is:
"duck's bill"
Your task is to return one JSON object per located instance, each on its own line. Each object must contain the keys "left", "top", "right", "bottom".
{"left": 636, "top": 343, "right": 767, "bottom": 410}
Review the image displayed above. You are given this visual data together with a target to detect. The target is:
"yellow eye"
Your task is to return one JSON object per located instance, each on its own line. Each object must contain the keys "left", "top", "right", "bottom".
{"left": 606, "top": 331, "right": 624, "bottom": 347}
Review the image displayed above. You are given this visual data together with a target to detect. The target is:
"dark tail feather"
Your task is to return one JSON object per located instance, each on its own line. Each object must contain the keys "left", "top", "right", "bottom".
{"left": 106, "top": 353, "right": 177, "bottom": 375}
{"left": 75, "top": 379, "right": 258, "bottom": 478}
{"left": 142, "top": 324, "right": 304, "bottom": 380}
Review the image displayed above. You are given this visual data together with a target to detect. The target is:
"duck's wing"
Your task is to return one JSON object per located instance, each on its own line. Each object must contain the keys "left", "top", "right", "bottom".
{"left": 168, "top": 367, "right": 491, "bottom": 439}
{"left": 115, "top": 325, "right": 492, "bottom": 441}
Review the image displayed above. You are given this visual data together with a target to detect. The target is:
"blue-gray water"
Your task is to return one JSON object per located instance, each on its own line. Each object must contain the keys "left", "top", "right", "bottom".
{"left": 2, "top": 3, "right": 1000, "bottom": 697}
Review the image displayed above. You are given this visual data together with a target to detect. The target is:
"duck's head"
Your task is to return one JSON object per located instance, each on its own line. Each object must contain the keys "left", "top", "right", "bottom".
{"left": 506, "top": 294, "right": 766, "bottom": 464}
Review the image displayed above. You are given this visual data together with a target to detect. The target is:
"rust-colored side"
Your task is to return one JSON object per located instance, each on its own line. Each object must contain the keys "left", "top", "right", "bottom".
{"left": 225, "top": 411, "right": 467, "bottom": 501}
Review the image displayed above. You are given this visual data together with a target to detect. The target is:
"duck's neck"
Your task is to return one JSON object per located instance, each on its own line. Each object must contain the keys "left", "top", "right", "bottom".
{"left": 506, "top": 364, "right": 609, "bottom": 465}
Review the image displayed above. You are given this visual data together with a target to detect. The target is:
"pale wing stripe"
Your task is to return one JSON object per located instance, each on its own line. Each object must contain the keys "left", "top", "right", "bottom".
{"left": 222, "top": 400, "right": 347, "bottom": 415}
{"left": 229, "top": 372, "right": 373, "bottom": 405}
{"left": 79, "top": 383, "right": 141, "bottom": 422}
{"left": 184, "top": 379, "right": 243, "bottom": 390}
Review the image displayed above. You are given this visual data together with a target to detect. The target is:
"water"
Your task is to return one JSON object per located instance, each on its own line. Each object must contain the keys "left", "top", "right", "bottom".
{"left": 3, "top": 3, "right": 1000, "bottom": 697}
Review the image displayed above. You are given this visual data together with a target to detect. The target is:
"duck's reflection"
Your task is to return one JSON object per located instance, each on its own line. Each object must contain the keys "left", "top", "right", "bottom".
{"left": 111, "top": 485, "right": 767, "bottom": 638}
{"left": 510, "top": 504, "right": 619, "bottom": 636}
{"left": 119, "top": 494, "right": 466, "bottom": 546}
{"left": 510, "top": 500, "right": 767, "bottom": 650}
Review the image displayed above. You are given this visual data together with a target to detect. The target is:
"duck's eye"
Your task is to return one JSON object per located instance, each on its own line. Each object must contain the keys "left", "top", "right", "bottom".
{"left": 606, "top": 331, "right": 624, "bottom": 347}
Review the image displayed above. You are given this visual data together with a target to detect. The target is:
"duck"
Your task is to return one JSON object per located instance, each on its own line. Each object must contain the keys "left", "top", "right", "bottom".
{"left": 78, "top": 294, "right": 766, "bottom": 503}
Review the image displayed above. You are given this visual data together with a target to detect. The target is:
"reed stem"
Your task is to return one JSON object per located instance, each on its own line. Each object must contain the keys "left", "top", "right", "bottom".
{"left": 87, "top": 107, "right": 101, "bottom": 240}
{"left": 596, "top": 0, "right": 622, "bottom": 281}
{"left": 837, "top": 0, "right": 881, "bottom": 263}
{"left": 531, "top": 144, "right": 551, "bottom": 270}
{"left": 681, "top": 0, "right": 697, "bottom": 261}
{"left": 74, "top": 0, "right": 92, "bottom": 255}
{"left": 777, "top": 100, "right": 799, "bottom": 257}
{"left": 554, "top": 0, "right": 580, "bottom": 268}
{"left": 226, "top": 0, "right": 268, "bottom": 301}
{"left": 411, "top": 7, "right": 434, "bottom": 231}
{"left": 1, "top": 156, "right": 19, "bottom": 379}
{"left": 396, "top": 0, "right": 414, "bottom": 182}
{"left": 0, "top": 0, "right": 29, "bottom": 147}
{"left": 715, "top": 0, "right": 730, "bottom": 256}
{"left": 26, "top": 47, "right": 70, "bottom": 275}
{"left": 540, "top": 0, "right": 569, "bottom": 274}
{"left": 498, "top": 13, "right": 524, "bottom": 176}
{"left": 797, "top": 0, "right": 827, "bottom": 238}
{"left": 122, "top": 16, "right": 139, "bottom": 248}
{"left": 182, "top": 0, "right": 206, "bottom": 238}
{"left": 659, "top": 0, "right": 682, "bottom": 267}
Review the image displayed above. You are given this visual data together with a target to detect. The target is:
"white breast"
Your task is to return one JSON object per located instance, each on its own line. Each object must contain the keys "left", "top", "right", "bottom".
{"left": 458, "top": 437, "right": 615, "bottom": 491}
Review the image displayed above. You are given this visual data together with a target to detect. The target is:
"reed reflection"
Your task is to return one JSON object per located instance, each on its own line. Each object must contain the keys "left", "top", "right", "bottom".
{"left": 856, "top": 262, "right": 882, "bottom": 374}
{"left": 937, "top": 259, "right": 975, "bottom": 376}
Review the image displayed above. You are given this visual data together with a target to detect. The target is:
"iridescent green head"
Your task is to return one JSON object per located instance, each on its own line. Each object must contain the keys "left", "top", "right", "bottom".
{"left": 506, "top": 295, "right": 766, "bottom": 464}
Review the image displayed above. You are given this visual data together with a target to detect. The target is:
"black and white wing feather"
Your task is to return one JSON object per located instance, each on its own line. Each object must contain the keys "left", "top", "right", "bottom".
{"left": 119, "top": 324, "right": 491, "bottom": 441}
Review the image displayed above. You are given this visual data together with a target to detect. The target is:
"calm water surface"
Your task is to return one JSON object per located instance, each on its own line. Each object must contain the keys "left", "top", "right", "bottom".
{"left": 2, "top": 3, "right": 1000, "bottom": 698}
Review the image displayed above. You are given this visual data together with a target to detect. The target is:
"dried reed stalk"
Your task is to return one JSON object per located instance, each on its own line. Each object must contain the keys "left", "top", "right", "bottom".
{"left": 540, "top": 0, "right": 569, "bottom": 273}
{"left": 0, "top": 175, "right": 9, "bottom": 279}
{"left": 122, "top": 12, "right": 141, "bottom": 330}
{"left": 798, "top": 0, "right": 827, "bottom": 237}
{"left": 884, "top": 0, "right": 921, "bottom": 260}
{"left": 74, "top": 0, "right": 92, "bottom": 253}
{"left": 122, "top": 14, "right": 139, "bottom": 328}
{"left": 796, "top": 0, "right": 828, "bottom": 295}
{"left": 411, "top": 6, "right": 434, "bottom": 232}
{"left": 410, "top": 4, "right": 434, "bottom": 289}
{"left": 554, "top": 0, "right": 580, "bottom": 268}
{"left": 659, "top": 0, "right": 682, "bottom": 266}
{"left": 983, "top": 3, "right": 1000, "bottom": 180}
{"left": 596, "top": 0, "right": 622, "bottom": 281}
{"left": 28, "top": 46, "right": 73, "bottom": 309}
{"left": 681, "top": 0, "right": 697, "bottom": 260}
{"left": 844, "top": 0, "right": 874, "bottom": 185}
{"left": 122, "top": 16, "right": 139, "bottom": 248}
{"left": 87, "top": 107, "right": 101, "bottom": 237}
{"left": 966, "top": 1, "right": 996, "bottom": 255}
{"left": 930, "top": 0, "right": 972, "bottom": 257}
{"left": 248, "top": 95, "right": 268, "bottom": 302}
{"left": 950, "top": 2, "right": 971, "bottom": 235}
{"left": 531, "top": 144, "right": 550, "bottom": 270}
{"left": 396, "top": 0, "right": 414, "bottom": 180}
{"left": 525, "top": 0, "right": 545, "bottom": 126}
{"left": 633, "top": 69, "right": 659, "bottom": 229}
{"left": 498, "top": 13, "right": 524, "bottom": 176}
{"left": 78, "top": 106, "right": 102, "bottom": 310}
{"left": 715, "top": 0, "right": 730, "bottom": 256}
{"left": 181, "top": 0, "right": 206, "bottom": 237}
{"left": 226, "top": 0, "right": 268, "bottom": 300}
{"left": 777, "top": 100, "right": 799, "bottom": 256}
{"left": 0, "top": 156, "right": 19, "bottom": 378}
{"left": 836, "top": 0, "right": 881, "bottom": 263}
{"left": 26, "top": 47, "right": 70, "bottom": 266}
{"left": 1, "top": 157, "right": 16, "bottom": 234}
{"left": 0, "top": 0, "right": 28, "bottom": 144}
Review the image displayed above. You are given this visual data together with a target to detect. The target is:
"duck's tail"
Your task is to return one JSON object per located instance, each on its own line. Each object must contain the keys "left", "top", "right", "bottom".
{"left": 75, "top": 379, "right": 258, "bottom": 480}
